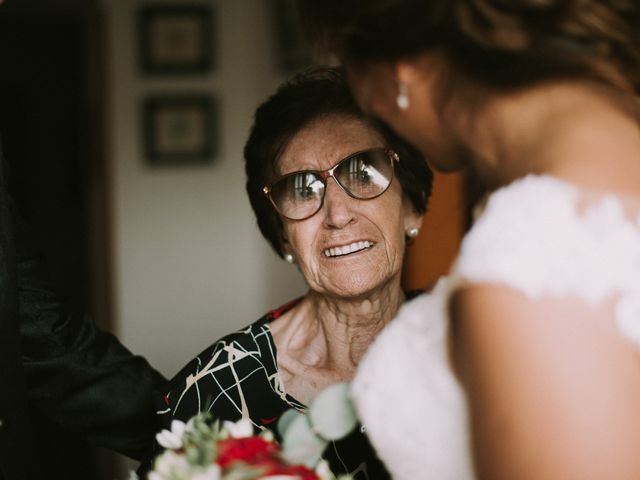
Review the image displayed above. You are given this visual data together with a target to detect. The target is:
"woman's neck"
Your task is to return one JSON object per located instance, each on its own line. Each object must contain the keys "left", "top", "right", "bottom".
{"left": 271, "top": 283, "right": 405, "bottom": 371}
{"left": 312, "top": 286, "right": 405, "bottom": 365}
{"left": 464, "top": 81, "right": 640, "bottom": 193}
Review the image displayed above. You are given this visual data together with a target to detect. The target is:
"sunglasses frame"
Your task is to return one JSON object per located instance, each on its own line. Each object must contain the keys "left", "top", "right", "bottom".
{"left": 263, "top": 147, "right": 399, "bottom": 221}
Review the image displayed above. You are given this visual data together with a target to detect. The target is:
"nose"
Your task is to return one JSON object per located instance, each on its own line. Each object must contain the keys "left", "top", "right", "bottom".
{"left": 322, "top": 177, "right": 355, "bottom": 229}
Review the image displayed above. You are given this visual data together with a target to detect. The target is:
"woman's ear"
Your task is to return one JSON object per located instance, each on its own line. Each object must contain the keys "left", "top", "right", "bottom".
{"left": 406, "top": 215, "right": 424, "bottom": 239}
{"left": 395, "top": 59, "right": 421, "bottom": 88}
{"left": 395, "top": 54, "right": 441, "bottom": 114}
{"left": 393, "top": 52, "right": 447, "bottom": 96}
{"left": 395, "top": 52, "right": 442, "bottom": 86}
{"left": 280, "top": 232, "right": 295, "bottom": 263}
{"left": 403, "top": 196, "right": 425, "bottom": 238}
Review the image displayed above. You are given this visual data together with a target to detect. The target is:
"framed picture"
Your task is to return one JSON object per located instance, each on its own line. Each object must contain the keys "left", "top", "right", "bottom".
{"left": 142, "top": 95, "right": 218, "bottom": 166}
{"left": 270, "top": 0, "right": 312, "bottom": 72}
{"left": 138, "top": 5, "right": 214, "bottom": 74}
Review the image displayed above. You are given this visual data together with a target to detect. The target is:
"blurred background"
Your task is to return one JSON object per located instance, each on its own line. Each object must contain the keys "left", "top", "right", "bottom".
{"left": 0, "top": 0, "right": 465, "bottom": 477}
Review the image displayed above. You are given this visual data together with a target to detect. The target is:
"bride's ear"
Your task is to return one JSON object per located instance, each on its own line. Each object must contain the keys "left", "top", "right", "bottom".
{"left": 395, "top": 52, "right": 444, "bottom": 88}
{"left": 395, "top": 59, "right": 421, "bottom": 87}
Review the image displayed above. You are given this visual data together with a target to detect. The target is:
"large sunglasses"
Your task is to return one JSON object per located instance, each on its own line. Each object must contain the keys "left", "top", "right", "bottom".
{"left": 263, "top": 147, "right": 399, "bottom": 221}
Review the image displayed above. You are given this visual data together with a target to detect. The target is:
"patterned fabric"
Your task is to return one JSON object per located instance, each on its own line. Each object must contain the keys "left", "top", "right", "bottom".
{"left": 152, "top": 298, "right": 390, "bottom": 480}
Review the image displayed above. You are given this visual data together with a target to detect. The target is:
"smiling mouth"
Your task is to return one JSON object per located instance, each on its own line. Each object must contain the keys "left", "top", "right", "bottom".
{"left": 323, "top": 241, "right": 374, "bottom": 258}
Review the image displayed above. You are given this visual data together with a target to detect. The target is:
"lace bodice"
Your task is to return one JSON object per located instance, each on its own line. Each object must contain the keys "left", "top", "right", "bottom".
{"left": 352, "top": 175, "right": 640, "bottom": 480}
{"left": 454, "top": 174, "right": 640, "bottom": 344}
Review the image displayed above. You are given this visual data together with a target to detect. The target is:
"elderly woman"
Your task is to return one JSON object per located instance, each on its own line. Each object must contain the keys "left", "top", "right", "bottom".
{"left": 151, "top": 67, "right": 432, "bottom": 479}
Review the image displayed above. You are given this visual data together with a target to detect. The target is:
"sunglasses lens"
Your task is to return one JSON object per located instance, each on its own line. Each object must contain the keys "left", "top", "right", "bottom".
{"left": 270, "top": 172, "right": 325, "bottom": 220}
{"left": 335, "top": 149, "right": 393, "bottom": 198}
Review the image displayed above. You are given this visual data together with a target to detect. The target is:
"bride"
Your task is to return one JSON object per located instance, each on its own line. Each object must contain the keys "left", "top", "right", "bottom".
{"left": 297, "top": 1, "right": 640, "bottom": 479}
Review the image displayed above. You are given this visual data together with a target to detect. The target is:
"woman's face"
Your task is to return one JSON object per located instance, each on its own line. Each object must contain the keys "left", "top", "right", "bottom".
{"left": 345, "top": 56, "right": 468, "bottom": 173}
{"left": 278, "top": 114, "right": 423, "bottom": 299}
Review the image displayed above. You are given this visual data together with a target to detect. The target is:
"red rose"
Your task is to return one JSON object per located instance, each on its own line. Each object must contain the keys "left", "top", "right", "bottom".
{"left": 262, "top": 462, "right": 320, "bottom": 480}
{"left": 216, "top": 437, "right": 279, "bottom": 468}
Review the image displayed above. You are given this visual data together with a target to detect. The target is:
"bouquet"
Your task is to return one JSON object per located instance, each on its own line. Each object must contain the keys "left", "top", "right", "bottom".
{"left": 138, "top": 383, "right": 357, "bottom": 480}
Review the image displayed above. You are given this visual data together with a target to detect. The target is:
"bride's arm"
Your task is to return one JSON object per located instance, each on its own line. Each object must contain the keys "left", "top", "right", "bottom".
{"left": 451, "top": 283, "right": 640, "bottom": 480}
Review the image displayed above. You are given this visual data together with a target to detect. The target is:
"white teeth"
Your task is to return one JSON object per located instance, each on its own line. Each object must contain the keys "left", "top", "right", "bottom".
{"left": 323, "top": 241, "right": 373, "bottom": 257}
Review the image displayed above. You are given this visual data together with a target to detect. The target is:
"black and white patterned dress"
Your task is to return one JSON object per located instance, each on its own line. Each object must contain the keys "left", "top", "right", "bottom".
{"left": 152, "top": 298, "right": 391, "bottom": 480}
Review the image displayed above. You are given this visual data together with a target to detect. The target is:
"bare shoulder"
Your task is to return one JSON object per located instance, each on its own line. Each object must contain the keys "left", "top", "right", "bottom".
{"left": 450, "top": 283, "right": 640, "bottom": 480}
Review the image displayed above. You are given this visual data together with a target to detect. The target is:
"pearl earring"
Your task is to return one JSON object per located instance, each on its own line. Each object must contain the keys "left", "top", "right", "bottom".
{"left": 407, "top": 227, "right": 419, "bottom": 238}
{"left": 284, "top": 253, "right": 295, "bottom": 264}
{"left": 396, "top": 82, "right": 409, "bottom": 111}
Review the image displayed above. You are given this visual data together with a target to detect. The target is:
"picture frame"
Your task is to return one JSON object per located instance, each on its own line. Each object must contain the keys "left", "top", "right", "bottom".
{"left": 142, "top": 95, "right": 218, "bottom": 166}
{"left": 138, "top": 5, "right": 214, "bottom": 74}
{"left": 270, "top": 0, "right": 312, "bottom": 72}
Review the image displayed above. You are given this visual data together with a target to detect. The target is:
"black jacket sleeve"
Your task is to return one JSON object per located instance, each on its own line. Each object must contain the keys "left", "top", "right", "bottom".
{"left": 10, "top": 193, "right": 166, "bottom": 461}
{"left": 0, "top": 141, "right": 40, "bottom": 480}
{"left": 15, "top": 209, "right": 167, "bottom": 460}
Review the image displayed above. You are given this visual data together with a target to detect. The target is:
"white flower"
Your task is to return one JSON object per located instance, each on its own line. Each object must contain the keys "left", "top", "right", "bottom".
{"left": 222, "top": 418, "right": 254, "bottom": 438}
{"left": 148, "top": 449, "right": 221, "bottom": 480}
{"left": 315, "top": 459, "right": 334, "bottom": 480}
{"left": 188, "top": 464, "right": 222, "bottom": 480}
{"left": 155, "top": 420, "right": 188, "bottom": 450}
{"left": 185, "top": 415, "right": 197, "bottom": 432}
{"left": 261, "top": 429, "right": 275, "bottom": 442}
{"left": 149, "top": 450, "right": 191, "bottom": 479}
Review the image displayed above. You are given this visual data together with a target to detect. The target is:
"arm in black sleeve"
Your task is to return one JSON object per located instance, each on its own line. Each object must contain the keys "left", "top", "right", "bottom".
{"left": 14, "top": 201, "right": 167, "bottom": 461}
{"left": 0, "top": 140, "right": 41, "bottom": 480}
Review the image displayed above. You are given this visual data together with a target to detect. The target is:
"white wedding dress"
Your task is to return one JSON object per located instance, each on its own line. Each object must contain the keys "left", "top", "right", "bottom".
{"left": 352, "top": 175, "right": 640, "bottom": 479}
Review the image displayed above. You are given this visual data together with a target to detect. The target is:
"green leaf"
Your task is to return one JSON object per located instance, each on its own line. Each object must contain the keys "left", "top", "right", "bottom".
{"left": 280, "top": 410, "right": 327, "bottom": 468}
{"left": 277, "top": 408, "right": 300, "bottom": 437}
{"left": 308, "top": 383, "right": 357, "bottom": 441}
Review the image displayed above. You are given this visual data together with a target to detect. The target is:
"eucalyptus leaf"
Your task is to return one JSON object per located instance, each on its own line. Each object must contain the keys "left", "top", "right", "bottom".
{"left": 308, "top": 383, "right": 357, "bottom": 440}
{"left": 280, "top": 411, "right": 327, "bottom": 468}
{"left": 277, "top": 408, "right": 301, "bottom": 438}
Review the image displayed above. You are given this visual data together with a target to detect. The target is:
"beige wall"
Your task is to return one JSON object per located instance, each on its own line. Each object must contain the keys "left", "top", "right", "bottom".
{"left": 102, "top": 0, "right": 306, "bottom": 378}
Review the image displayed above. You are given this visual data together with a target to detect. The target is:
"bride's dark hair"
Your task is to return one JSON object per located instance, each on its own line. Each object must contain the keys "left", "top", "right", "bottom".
{"left": 298, "top": 0, "right": 640, "bottom": 93}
